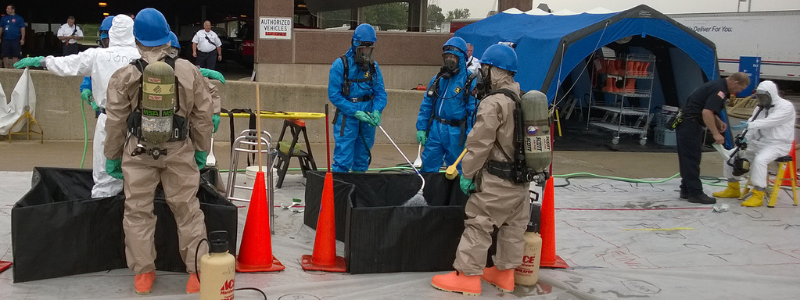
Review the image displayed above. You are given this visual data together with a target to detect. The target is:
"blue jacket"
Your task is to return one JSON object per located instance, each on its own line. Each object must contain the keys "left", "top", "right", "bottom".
{"left": 328, "top": 46, "right": 387, "bottom": 116}
{"left": 415, "top": 49, "right": 478, "bottom": 133}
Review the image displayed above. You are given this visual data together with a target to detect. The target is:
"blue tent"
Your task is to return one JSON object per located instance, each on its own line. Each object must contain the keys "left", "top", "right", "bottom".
{"left": 455, "top": 5, "right": 719, "bottom": 109}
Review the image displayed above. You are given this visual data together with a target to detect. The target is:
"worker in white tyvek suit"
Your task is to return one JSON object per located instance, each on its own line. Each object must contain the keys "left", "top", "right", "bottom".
{"left": 14, "top": 14, "right": 140, "bottom": 198}
{"left": 713, "top": 80, "right": 796, "bottom": 206}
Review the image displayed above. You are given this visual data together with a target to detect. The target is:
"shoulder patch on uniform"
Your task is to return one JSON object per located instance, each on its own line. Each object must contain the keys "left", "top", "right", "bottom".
{"left": 717, "top": 91, "right": 726, "bottom": 99}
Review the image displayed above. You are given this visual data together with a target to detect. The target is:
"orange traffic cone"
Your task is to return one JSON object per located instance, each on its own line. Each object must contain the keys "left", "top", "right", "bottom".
{"left": 236, "top": 83, "right": 284, "bottom": 272}
{"left": 0, "top": 260, "right": 11, "bottom": 274}
{"left": 235, "top": 171, "right": 285, "bottom": 272}
{"left": 301, "top": 103, "right": 347, "bottom": 272}
{"left": 782, "top": 141, "right": 796, "bottom": 187}
{"left": 301, "top": 172, "right": 347, "bottom": 272}
{"left": 539, "top": 177, "right": 568, "bottom": 268}
{"left": 641, "top": 62, "right": 650, "bottom": 76}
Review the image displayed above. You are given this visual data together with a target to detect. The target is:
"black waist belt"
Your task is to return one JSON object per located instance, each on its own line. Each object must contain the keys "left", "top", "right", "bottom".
{"left": 434, "top": 116, "right": 465, "bottom": 127}
{"left": 347, "top": 95, "right": 374, "bottom": 103}
{"left": 486, "top": 160, "right": 514, "bottom": 181}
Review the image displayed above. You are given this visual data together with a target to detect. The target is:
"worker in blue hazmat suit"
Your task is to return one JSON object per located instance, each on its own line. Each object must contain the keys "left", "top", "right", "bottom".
{"left": 15, "top": 14, "right": 140, "bottom": 198}
{"left": 327, "top": 24, "right": 387, "bottom": 172}
{"left": 416, "top": 37, "right": 478, "bottom": 173}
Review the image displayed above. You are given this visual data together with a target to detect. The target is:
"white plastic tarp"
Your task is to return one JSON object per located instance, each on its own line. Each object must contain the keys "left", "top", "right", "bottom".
{"left": 0, "top": 69, "right": 36, "bottom": 135}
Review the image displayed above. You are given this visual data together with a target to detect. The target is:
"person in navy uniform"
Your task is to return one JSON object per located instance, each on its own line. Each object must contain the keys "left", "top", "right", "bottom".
{"left": 0, "top": 4, "right": 25, "bottom": 68}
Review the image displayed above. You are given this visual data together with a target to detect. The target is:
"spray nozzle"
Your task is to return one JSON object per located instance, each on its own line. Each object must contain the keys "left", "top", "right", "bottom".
{"left": 208, "top": 230, "right": 229, "bottom": 253}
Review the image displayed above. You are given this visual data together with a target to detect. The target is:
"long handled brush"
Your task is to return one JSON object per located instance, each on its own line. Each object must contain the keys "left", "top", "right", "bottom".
{"left": 375, "top": 124, "right": 427, "bottom": 206}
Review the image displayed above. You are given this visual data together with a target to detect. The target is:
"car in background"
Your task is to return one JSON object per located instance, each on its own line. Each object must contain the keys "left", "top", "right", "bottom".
{"left": 234, "top": 21, "right": 254, "bottom": 66}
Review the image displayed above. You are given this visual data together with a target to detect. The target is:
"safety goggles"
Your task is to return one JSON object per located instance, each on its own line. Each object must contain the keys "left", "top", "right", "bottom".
{"left": 442, "top": 45, "right": 465, "bottom": 56}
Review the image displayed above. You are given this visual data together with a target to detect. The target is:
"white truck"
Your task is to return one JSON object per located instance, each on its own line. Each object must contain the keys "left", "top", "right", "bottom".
{"left": 670, "top": 10, "right": 800, "bottom": 90}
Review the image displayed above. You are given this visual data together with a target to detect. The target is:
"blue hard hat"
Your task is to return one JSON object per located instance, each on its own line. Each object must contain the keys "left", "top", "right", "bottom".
{"left": 352, "top": 24, "right": 376, "bottom": 43}
{"left": 133, "top": 8, "right": 172, "bottom": 47}
{"left": 443, "top": 37, "right": 467, "bottom": 57}
{"left": 169, "top": 32, "right": 180, "bottom": 49}
{"left": 480, "top": 44, "right": 518, "bottom": 73}
{"left": 99, "top": 16, "right": 113, "bottom": 31}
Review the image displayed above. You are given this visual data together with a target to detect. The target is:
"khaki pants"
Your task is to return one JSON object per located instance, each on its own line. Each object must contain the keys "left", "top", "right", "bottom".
{"left": 453, "top": 171, "right": 529, "bottom": 276}
{"left": 122, "top": 137, "right": 208, "bottom": 274}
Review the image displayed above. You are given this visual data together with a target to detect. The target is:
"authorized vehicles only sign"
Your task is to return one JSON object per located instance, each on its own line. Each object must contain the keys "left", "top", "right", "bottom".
{"left": 259, "top": 17, "right": 292, "bottom": 40}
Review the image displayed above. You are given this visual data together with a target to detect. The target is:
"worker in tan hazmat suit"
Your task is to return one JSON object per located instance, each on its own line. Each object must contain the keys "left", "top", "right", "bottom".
{"left": 104, "top": 8, "right": 213, "bottom": 295}
{"left": 432, "top": 44, "right": 529, "bottom": 295}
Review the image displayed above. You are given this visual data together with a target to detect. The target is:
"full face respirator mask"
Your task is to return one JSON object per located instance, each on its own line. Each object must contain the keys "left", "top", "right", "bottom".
{"left": 474, "top": 65, "right": 492, "bottom": 100}
{"left": 354, "top": 41, "right": 374, "bottom": 72}
{"left": 439, "top": 47, "right": 461, "bottom": 79}
{"left": 755, "top": 90, "right": 773, "bottom": 108}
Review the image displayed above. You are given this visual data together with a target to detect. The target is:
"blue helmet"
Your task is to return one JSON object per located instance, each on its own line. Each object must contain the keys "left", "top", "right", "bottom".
{"left": 133, "top": 8, "right": 172, "bottom": 47}
{"left": 168, "top": 32, "right": 180, "bottom": 50}
{"left": 442, "top": 37, "right": 467, "bottom": 58}
{"left": 352, "top": 24, "right": 376, "bottom": 43}
{"left": 480, "top": 44, "right": 518, "bottom": 73}
{"left": 99, "top": 16, "right": 113, "bottom": 39}
{"left": 99, "top": 16, "right": 113, "bottom": 31}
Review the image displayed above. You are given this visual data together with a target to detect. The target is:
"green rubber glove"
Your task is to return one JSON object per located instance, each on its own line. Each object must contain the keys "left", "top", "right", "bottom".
{"left": 460, "top": 176, "right": 475, "bottom": 196}
{"left": 90, "top": 101, "right": 100, "bottom": 112}
{"left": 370, "top": 110, "right": 381, "bottom": 126}
{"left": 105, "top": 158, "right": 123, "bottom": 180}
{"left": 195, "top": 151, "right": 207, "bottom": 170}
{"left": 14, "top": 56, "right": 43, "bottom": 69}
{"left": 354, "top": 111, "right": 373, "bottom": 124}
{"left": 416, "top": 130, "right": 427, "bottom": 146}
{"left": 212, "top": 114, "right": 220, "bottom": 133}
{"left": 80, "top": 89, "right": 92, "bottom": 102}
{"left": 199, "top": 68, "right": 226, "bottom": 84}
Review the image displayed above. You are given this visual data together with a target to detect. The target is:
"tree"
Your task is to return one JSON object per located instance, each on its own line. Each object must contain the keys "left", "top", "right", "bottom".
{"left": 318, "top": 3, "right": 409, "bottom": 30}
{"left": 427, "top": 4, "right": 445, "bottom": 29}
{"left": 364, "top": 2, "right": 409, "bottom": 30}
{"left": 446, "top": 8, "right": 471, "bottom": 21}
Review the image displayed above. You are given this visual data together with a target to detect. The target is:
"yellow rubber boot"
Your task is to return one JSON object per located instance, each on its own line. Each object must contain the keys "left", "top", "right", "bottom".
{"left": 741, "top": 189, "right": 765, "bottom": 207}
{"left": 713, "top": 182, "right": 741, "bottom": 198}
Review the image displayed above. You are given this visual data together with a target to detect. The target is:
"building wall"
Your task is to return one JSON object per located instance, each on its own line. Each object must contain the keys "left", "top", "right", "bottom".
{"left": 0, "top": 69, "right": 425, "bottom": 144}
{"left": 254, "top": 1, "right": 451, "bottom": 88}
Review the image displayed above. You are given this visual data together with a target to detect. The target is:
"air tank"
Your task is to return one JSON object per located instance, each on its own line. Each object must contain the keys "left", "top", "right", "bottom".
{"left": 140, "top": 61, "right": 176, "bottom": 147}
{"left": 520, "top": 90, "right": 551, "bottom": 172}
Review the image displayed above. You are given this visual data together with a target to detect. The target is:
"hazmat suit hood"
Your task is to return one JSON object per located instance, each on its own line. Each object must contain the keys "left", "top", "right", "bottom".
{"left": 136, "top": 41, "right": 172, "bottom": 63}
{"left": 744, "top": 80, "right": 796, "bottom": 146}
{"left": 108, "top": 15, "right": 135, "bottom": 48}
{"left": 488, "top": 66, "right": 517, "bottom": 93}
{"left": 755, "top": 80, "right": 781, "bottom": 107}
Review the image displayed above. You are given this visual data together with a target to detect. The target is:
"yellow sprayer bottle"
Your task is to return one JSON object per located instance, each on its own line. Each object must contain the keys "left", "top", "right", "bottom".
{"left": 515, "top": 203, "right": 541, "bottom": 286}
{"left": 200, "top": 231, "right": 236, "bottom": 300}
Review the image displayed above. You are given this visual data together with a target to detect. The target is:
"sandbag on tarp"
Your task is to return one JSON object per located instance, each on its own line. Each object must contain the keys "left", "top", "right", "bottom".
{"left": 11, "top": 167, "right": 237, "bottom": 282}
{"left": 304, "top": 171, "right": 468, "bottom": 274}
